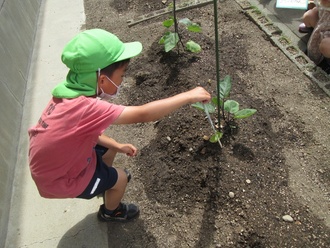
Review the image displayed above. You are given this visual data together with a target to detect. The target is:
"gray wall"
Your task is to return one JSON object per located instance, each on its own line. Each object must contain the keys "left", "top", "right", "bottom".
{"left": 0, "top": 0, "right": 42, "bottom": 246}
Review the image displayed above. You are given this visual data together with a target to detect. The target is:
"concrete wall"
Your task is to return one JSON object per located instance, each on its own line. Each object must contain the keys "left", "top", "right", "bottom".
{"left": 0, "top": 0, "right": 42, "bottom": 246}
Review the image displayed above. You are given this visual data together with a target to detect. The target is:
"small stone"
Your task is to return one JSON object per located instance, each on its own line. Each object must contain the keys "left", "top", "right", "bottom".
{"left": 246, "top": 179, "right": 251, "bottom": 184}
{"left": 166, "top": 136, "right": 171, "bottom": 141}
{"left": 282, "top": 215, "right": 294, "bottom": 222}
{"left": 203, "top": 135, "right": 209, "bottom": 141}
{"left": 229, "top": 192, "right": 235, "bottom": 198}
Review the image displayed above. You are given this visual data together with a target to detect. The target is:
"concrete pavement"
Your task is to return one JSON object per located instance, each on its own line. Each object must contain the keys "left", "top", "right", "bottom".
{"left": 5, "top": 1, "right": 108, "bottom": 247}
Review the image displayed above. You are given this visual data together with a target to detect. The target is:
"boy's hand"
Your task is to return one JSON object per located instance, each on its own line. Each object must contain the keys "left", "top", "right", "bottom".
{"left": 118, "top": 144, "right": 138, "bottom": 157}
{"left": 186, "top": 87, "right": 211, "bottom": 104}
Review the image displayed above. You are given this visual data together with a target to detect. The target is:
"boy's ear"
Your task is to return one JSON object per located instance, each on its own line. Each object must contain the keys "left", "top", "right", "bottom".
{"left": 98, "top": 74, "right": 106, "bottom": 86}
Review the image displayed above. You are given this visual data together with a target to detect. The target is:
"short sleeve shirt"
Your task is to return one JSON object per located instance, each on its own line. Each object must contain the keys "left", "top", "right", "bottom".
{"left": 28, "top": 96, "right": 125, "bottom": 198}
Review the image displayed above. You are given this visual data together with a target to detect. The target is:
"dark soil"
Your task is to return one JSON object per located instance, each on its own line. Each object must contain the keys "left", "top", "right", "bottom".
{"left": 84, "top": 0, "right": 330, "bottom": 247}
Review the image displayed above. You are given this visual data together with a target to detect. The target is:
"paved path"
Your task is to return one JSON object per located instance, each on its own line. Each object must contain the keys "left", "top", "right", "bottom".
{"left": 5, "top": 1, "right": 108, "bottom": 248}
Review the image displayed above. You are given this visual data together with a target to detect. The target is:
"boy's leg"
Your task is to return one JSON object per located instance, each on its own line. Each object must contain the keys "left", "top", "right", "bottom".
{"left": 102, "top": 148, "right": 117, "bottom": 166}
{"left": 101, "top": 149, "right": 129, "bottom": 209}
{"left": 97, "top": 147, "right": 139, "bottom": 221}
{"left": 320, "top": 37, "right": 330, "bottom": 58}
{"left": 302, "top": 7, "right": 319, "bottom": 28}
{"left": 100, "top": 149, "right": 126, "bottom": 209}
{"left": 103, "top": 168, "right": 128, "bottom": 210}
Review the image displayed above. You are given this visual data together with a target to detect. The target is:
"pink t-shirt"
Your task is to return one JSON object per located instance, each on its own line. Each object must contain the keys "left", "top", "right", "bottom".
{"left": 28, "top": 96, "right": 125, "bottom": 198}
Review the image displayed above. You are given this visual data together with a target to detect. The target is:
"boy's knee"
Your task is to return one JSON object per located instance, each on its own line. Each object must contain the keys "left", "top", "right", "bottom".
{"left": 320, "top": 38, "right": 330, "bottom": 58}
{"left": 302, "top": 7, "right": 319, "bottom": 28}
{"left": 115, "top": 168, "right": 128, "bottom": 187}
{"left": 124, "top": 168, "right": 131, "bottom": 182}
{"left": 116, "top": 168, "right": 132, "bottom": 185}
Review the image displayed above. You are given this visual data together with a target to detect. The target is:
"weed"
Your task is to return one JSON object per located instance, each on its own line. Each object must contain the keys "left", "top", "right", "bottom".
{"left": 250, "top": 5, "right": 262, "bottom": 14}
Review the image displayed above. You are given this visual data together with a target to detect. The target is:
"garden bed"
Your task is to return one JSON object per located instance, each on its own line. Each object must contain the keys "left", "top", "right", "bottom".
{"left": 84, "top": 0, "right": 330, "bottom": 247}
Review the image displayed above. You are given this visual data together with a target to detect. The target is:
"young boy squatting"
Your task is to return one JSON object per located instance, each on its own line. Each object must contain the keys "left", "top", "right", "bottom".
{"left": 28, "top": 29, "right": 211, "bottom": 222}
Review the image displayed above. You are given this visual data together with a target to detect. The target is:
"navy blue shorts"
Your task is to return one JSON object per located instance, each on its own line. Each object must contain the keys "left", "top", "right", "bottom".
{"left": 77, "top": 145, "right": 118, "bottom": 199}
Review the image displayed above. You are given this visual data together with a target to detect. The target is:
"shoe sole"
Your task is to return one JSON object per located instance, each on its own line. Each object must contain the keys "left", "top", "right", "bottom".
{"left": 97, "top": 211, "right": 140, "bottom": 223}
{"left": 299, "top": 28, "right": 313, "bottom": 33}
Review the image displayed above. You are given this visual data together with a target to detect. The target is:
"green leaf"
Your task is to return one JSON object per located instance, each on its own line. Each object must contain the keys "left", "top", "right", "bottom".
{"left": 164, "top": 32, "right": 179, "bottom": 52}
{"left": 234, "top": 109, "right": 257, "bottom": 119}
{"left": 186, "top": 40, "right": 201, "bottom": 53}
{"left": 159, "top": 31, "right": 172, "bottom": 45}
{"left": 211, "top": 97, "right": 218, "bottom": 105}
{"left": 179, "top": 18, "right": 192, "bottom": 26}
{"left": 191, "top": 102, "right": 215, "bottom": 113}
{"left": 224, "top": 100, "right": 239, "bottom": 114}
{"left": 179, "top": 18, "right": 201, "bottom": 32}
{"left": 212, "top": 97, "right": 223, "bottom": 108}
{"left": 191, "top": 102, "right": 204, "bottom": 111}
{"left": 163, "top": 18, "right": 174, "bottom": 28}
{"left": 210, "top": 131, "right": 223, "bottom": 143}
{"left": 187, "top": 24, "right": 201, "bottom": 32}
{"left": 219, "top": 75, "right": 232, "bottom": 98}
{"left": 204, "top": 103, "right": 216, "bottom": 113}
{"left": 159, "top": 36, "right": 165, "bottom": 45}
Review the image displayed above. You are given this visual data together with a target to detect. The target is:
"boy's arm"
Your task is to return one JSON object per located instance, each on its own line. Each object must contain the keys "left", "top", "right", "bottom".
{"left": 97, "top": 134, "right": 137, "bottom": 156}
{"left": 97, "top": 134, "right": 121, "bottom": 150}
{"left": 113, "top": 86, "right": 210, "bottom": 124}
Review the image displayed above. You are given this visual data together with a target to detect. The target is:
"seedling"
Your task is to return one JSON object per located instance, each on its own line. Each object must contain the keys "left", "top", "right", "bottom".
{"left": 159, "top": 16, "right": 201, "bottom": 53}
{"left": 192, "top": 75, "right": 257, "bottom": 146}
{"left": 203, "top": 103, "right": 223, "bottom": 148}
{"left": 159, "top": 0, "right": 202, "bottom": 53}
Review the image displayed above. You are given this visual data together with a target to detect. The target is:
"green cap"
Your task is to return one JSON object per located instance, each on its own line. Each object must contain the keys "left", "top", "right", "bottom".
{"left": 52, "top": 29, "right": 142, "bottom": 98}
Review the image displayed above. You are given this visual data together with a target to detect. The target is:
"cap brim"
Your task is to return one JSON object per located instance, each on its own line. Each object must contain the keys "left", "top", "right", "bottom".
{"left": 116, "top": 41, "right": 142, "bottom": 62}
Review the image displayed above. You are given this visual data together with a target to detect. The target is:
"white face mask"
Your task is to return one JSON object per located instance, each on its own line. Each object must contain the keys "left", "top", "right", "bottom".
{"left": 97, "top": 69, "right": 121, "bottom": 101}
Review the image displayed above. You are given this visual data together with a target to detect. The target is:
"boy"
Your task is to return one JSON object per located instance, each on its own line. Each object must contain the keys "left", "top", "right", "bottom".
{"left": 28, "top": 29, "right": 211, "bottom": 222}
{"left": 300, "top": 0, "right": 330, "bottom": 66}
